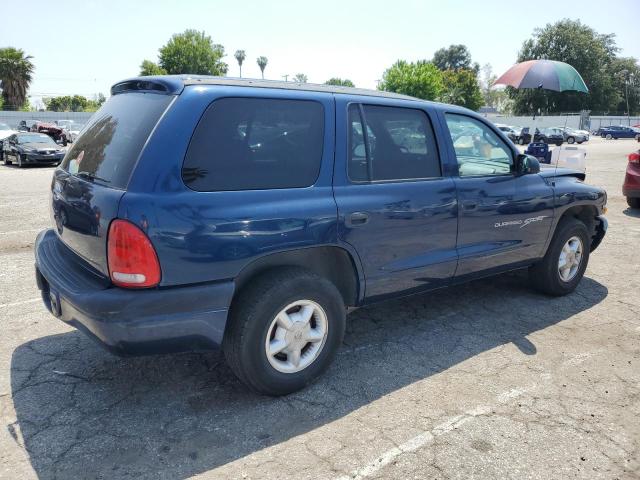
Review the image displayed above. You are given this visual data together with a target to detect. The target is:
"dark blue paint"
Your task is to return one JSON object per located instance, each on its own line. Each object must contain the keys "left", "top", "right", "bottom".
{"left": 34, "top": 76, "right": 608, "bottom": 354}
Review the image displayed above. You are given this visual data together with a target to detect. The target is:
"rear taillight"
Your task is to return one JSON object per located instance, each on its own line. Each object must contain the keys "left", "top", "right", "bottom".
{"left": 629, "top": 152, "right": 640, "bottom": 164}
{"left": 107, "top": 219, "right": 161, "bottom": 288}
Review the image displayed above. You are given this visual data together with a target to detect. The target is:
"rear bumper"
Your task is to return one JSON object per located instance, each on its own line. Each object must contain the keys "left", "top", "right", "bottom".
{"left": 34, "top": 229, "right": 234, "bottom": 355}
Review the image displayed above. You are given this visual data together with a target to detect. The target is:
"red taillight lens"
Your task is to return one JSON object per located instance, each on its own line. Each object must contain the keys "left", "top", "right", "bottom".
{"left": 629, "top": 152, "right": 640, "bottom": 164}
{"left": 107, "top": 219, "right": 161, "bottom": 288}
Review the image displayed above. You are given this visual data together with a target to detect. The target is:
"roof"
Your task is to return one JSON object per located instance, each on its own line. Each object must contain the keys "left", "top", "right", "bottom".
{"left": 112, "top": 75, "right": 424, "bottom": 102}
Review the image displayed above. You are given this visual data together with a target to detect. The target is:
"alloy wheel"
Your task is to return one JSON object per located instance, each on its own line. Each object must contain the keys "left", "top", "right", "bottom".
{"left": 558, "top": 236, "right": 583, "bottom": 282}
{"left": 264, "top": 299, "right": 328, "bottom": 374}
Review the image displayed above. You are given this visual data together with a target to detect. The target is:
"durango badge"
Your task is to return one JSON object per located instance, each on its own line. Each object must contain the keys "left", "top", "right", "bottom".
{"left": 495, "top": 216, "right": 547, "bottom": 228}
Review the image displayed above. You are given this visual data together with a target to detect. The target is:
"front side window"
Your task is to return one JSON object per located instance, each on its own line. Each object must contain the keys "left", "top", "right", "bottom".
{"left": 183, "top": 98, "right": 324, "bottom": 191}
{"left": 348, "top": 104, "right": 440, "bottom": 182}
{"left": 445, "top": 114, "right": 513, "bottom": 177}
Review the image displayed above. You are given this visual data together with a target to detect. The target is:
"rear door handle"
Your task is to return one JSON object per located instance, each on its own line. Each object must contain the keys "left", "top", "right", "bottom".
{"left": 462, "top": 201, "right": 477, "bottom": 210}
{"left": 349, "top": 212, "right": 369, "bottom": 226}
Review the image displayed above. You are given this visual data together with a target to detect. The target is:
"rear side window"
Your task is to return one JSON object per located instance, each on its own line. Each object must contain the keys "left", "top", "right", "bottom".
{"left": 183, "top": 98, "right": 324, "bottom": 191}
{"left": 348, "top": 104, "right": 440, "bottom": 182}
{"left": 61, "top": 93, "right": 172, "bottom": 189}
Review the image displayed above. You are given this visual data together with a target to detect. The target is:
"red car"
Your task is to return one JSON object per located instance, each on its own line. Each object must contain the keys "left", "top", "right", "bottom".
{"left": 624, "top": 150, "right": 640, "bottom": 208}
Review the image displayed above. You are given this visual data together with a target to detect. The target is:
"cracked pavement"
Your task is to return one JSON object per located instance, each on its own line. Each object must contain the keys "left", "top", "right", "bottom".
{"left": 0, "top": 137, "right": 639, "bottom": 479}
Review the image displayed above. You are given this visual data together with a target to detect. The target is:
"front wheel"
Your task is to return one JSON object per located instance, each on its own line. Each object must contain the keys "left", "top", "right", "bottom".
{"left": 518, "top": 137, "right": 525, "bottom": 145}
{"left": 223, "top": 268, "right": 346, "bottom": 395}
{"left": 529, "top": 218, "right": 590, "bottom": 296}
{"left": 627, "top": 197, "right": 640, "bottom": 209}
{"left": 605, "top": 134, "right": 612, "bottom": 140}
{"left": 17, "top": 154, "right": 25, "bottom": 168}
{"left": 567, "top": 136, "right": 575, "bottom": 144}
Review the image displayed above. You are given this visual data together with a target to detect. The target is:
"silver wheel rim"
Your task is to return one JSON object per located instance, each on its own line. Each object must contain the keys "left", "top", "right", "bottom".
{"left": 265, "top": 299, "right": 328, "bottom": 374}
{"left": 558, "top": 236, "right": 583, "bottom": 282}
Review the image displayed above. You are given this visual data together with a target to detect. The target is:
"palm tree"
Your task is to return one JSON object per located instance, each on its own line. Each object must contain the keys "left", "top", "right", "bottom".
{"left": 0, "top": 48, "right": 34, "bottom": 110}
{"left": 257, "top": 56, "right": 268, "bottom": 79}
{"left": 234, "top": 50, "right": 246, "bottom": 78}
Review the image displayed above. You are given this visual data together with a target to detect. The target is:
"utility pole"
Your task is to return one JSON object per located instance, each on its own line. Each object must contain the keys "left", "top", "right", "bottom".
{"left": 282, "top": 74, "right": 289, "bottom": 82}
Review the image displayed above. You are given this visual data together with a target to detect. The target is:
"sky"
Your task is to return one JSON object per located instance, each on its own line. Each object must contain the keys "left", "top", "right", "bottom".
{"left": 2, "top": 0, "right": 639, "bottom": 107}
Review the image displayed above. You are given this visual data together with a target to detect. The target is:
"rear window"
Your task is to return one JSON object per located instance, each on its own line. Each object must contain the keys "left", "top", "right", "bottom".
{"left": 182, "top": 97, "right": 324, "bottom": 191}
{"left": 60, "top": 93, "right": 172, "bottom": 189}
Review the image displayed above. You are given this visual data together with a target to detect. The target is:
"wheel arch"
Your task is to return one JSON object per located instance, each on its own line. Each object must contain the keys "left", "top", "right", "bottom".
{"left": 233, "top": 246, "right": 362, "bottom": 308}
{"left": 554, "top": 204, "right": 602, "bottom": 251}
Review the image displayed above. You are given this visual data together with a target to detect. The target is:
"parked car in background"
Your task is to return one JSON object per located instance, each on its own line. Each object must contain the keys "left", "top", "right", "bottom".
{"left": 534, "top": 127, "right": 564, "bottom": 146}
{"left": 56, "top": 120, "right": 83, "bottom": 143}
{"left": 0, "top": 122, "right": 17, "bottom": 161}
{"left": 34, "top": 76, "right": 607, "bottom": 395}
{"left": 30, "top": 121, "right": 70, "bottom": 145}
{"left": 16, "top": 120, "right": 34, "bottom": 132}
{"left": 555, "top": 126, "right": 589, "bottom": 144}
{"left": 512, "top": 126, "right": 532, "bottom": 145}
{"left": 495, "top": 124, "right": 518, "bottom": 143}
{"left": 623, "top": 150, "right": 640, "bottom": 209}
{"left": 2, "top": 132, "right": 66, "bottom": 167}
{"left": 600, "top": 125, "right": 640, "bottom": 140}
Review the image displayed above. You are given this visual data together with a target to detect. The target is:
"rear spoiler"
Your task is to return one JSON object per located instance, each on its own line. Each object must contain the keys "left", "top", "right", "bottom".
{"left": 111, "top": 76, "right": 185, "bottom": 96}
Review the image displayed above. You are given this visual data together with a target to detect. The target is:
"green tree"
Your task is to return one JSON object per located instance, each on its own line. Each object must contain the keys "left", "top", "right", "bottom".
{"left": 610, "top": 57, "right": 640, "bottom": 115}
{"left": 234, "top": 50, "right": 246, "bottom": 77}
{"left": 509, "top": 19, "right": 619, "bottom": 114}
{"left": 45, "top": 94, "right": 102, "bottom": 112}
{"left": 479, "top": 64, "right": 512, "bottom": 113}
{"left": 0, "top": 47, "right": 35, "bottom": 111}
{"left": 440, "top": 69, "right": 484, "bottom": 111}
{"left": 140, "top": 59, "right": 167, "bottom": 76}
{"left": 432, "top": 45, "right": 478, "bottom": 72}
{"left": 325, "top": 77, "right": 355, "bottom": 87}
{"left": 293, "top": 73, "right": 308, "bottom": 83}
{"left": 378, "top": 60, "right": 443, "bottom": 100}
{"left": 158, "top": 29, "right": 227, "bottom": 75}
{"left": 257, "top": 56, "right": 268, "bottom": 79}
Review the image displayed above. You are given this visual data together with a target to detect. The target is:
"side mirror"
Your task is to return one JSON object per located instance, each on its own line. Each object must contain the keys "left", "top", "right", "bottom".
{"left": 515, "top": 154, "right": 540, "bottom": 175}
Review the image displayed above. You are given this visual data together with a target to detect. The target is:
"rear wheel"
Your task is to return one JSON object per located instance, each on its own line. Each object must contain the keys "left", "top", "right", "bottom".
{"left": 17, "top": 154, "right": 25, "bottom": 168}
{"left": 605, "top": 133, "right": 612, "bottom": 140}
{"left": 529, "top": 218, "right": 590, "bottom": 296}
{"left": 627, "top": 197, "right": 640, "bottom": 209}
{"left": 518, "top": 137, "right": 525, "bottom": 145}
{"left": 223, "top": 268, "right": 346, "bottom": 395}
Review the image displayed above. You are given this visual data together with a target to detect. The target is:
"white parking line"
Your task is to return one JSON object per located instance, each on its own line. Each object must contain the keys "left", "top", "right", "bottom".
{"left": 336, "top": 386, "right": 531, "bottom": 480}
{"left": 0, "top": 298, "right": 40, "bottom": 308}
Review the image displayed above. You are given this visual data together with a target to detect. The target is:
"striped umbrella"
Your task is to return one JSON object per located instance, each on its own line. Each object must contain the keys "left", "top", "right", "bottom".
{"left": 493, "top": 60, "right": 588, "bottom": 93}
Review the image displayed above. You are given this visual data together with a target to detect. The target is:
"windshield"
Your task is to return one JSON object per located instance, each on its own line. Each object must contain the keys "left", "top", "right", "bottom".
{"left": 19, "top": 134, "right": 56, "bottom": 145}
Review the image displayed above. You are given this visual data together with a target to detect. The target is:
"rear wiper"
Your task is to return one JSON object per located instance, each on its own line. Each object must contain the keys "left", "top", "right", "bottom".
{"left": 76, "top": 171, "right": 111, "bottom": 183}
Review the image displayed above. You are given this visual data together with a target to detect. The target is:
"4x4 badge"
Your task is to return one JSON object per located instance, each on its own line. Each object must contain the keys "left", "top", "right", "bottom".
{"left": 495, "top": 215, "right": 547, "bottom": 228}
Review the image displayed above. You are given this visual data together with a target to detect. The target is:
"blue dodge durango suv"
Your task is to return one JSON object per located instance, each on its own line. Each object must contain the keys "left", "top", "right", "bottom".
{"left": 34, "top": 76, "right": 607, "bottom": 395}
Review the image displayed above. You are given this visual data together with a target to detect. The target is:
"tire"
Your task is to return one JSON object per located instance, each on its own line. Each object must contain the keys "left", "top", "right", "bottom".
{"left": 577, "top": 141, "right": 584, "bottom": 144}
{"left": 605, "top": 134, "right": 612, "bottom": 140}
{"left": 223, "top": 267, "right": 346, "bottom": 395}
{"left": 555, "top": 141, "right": 563, "bottom": 146}
{"left": 567, "top": 136, "right": 575, "bottom": 144}
{"left": 635, "top": 134, "right": 640, "bottom": 141}
{"left": 627, "top": 197, "right": 640, "bottom": 209}
{"left": 529, "top": 218, "right": 590, "bottom": 296}
{"left": 17, "top": 154, "right": 24, "bottom": 168}
{"left": 518, "top": 137, "right": 525, "bottom": 145}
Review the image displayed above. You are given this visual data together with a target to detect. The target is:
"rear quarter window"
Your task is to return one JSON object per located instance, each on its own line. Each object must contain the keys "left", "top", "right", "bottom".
{"left": 182, "top": 97, "right": 324, "bottom": 191}
{"left": 60, "top": 93, "right": 173, "bottom": 189}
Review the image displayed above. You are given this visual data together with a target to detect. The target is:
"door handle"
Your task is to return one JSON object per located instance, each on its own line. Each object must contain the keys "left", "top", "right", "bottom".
{"left": 461, "top": 201, "right": 477, "bottom": 210}
{"left": 349, "top": 212, "right": 369, "bottom": 226}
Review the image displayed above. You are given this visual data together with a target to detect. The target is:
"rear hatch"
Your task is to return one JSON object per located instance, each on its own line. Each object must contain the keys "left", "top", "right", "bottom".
{"left": 51, "top": 91, "right": 173, "bottom": 276}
